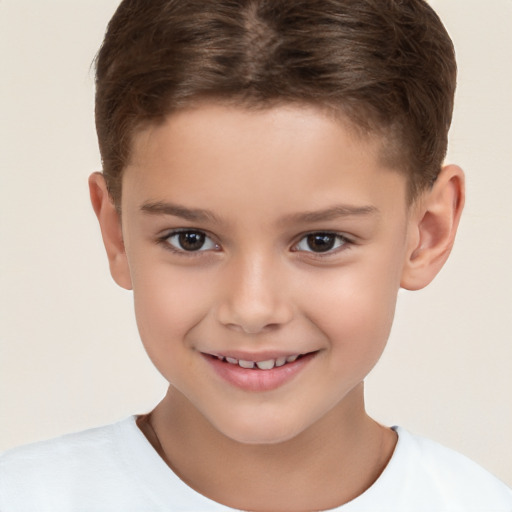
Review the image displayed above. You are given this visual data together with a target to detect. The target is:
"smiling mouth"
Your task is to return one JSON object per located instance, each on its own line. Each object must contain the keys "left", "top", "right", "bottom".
{"left": 204, "top": 351, "right": 318, "bottom": 392}
{"left": 207, "top": 353, "right": 313, "bottom": 371}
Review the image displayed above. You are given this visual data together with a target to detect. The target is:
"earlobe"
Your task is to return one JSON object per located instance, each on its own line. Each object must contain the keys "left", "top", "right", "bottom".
{"left": 88, "top": 172, "right": 133, "bottom": 290}
{"left": 401, "top": 165, "right": 465, "bottom": 291}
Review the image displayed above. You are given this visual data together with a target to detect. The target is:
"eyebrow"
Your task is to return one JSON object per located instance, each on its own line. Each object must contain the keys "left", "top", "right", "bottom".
{"left": 280, "top": 205, "right": 379, "bottom": 224}
{"left": 141, "top": 201, "right": 379, "bottom": 225}
{"left": 140, "top": 201, "right": 221, "bottom": 223}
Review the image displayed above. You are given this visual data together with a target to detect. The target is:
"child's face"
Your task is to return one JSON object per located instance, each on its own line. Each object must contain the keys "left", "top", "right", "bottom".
{"left": 119, "top": 103, "right": 415, "bottom": 444}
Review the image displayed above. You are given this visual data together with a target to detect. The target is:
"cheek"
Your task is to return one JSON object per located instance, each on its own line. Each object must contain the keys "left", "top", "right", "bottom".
{"left": 302, "top": 259, "right": 401, "bottom": 352}
{"left": 130, "top": 263, "right": 210, "bottom": 361}
{"left": 309, "top": 284, "right": 397, "bottom": 392}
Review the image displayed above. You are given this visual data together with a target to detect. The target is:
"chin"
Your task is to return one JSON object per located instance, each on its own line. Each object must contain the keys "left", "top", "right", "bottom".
{"left": 226, "top": 428, "right": 300, "bottom": 446}
{"left": 211, "top": 412, "right": 308, "bottom": 446}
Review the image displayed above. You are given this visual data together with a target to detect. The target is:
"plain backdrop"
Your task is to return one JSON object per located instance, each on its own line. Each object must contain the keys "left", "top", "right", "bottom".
{"left": 1, "top": 0, "right": 511, "bottom": 487}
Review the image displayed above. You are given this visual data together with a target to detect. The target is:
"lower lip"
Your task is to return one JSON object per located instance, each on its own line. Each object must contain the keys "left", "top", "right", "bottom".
{"left": 203, "top": 353, "right": 317, "bottom": 392}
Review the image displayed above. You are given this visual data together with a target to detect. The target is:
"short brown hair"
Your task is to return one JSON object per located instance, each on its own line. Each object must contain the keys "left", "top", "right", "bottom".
{"left": 95, "top": 0, "right": 456, "bottom": 204}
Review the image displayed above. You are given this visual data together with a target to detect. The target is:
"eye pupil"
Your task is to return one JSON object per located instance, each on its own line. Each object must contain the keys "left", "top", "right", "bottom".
{"left": 307, "top": 233, "right": 335, "bottom": 252}
{"left": 178, "top": 231, "right": 205, "bottom": 251}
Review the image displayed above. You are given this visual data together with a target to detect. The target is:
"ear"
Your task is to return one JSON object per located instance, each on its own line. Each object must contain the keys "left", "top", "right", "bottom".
{"left": 401, "top": 164, "right": 465, "bottom": 291}
{"left": 89, "top": 172, "right": 132, "bottom": 290}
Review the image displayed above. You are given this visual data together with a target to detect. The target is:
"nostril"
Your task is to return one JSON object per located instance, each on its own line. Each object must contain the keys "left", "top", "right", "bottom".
{"left": 215, "top": 282, "right": 294, "bottom": 334}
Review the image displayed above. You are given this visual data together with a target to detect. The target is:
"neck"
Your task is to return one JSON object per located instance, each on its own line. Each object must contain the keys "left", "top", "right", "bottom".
{"left": 138, "top": 384, "right": 396, "bottom": 512}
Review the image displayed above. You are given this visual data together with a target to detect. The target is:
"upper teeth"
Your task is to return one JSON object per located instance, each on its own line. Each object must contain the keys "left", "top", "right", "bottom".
{"left": 219, "top": 355, "right": 300, "bottom": 370}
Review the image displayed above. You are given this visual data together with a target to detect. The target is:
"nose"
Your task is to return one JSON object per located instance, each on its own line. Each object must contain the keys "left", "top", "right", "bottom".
{"left": 215, "top": 253, "right": 293, "bottom": 334}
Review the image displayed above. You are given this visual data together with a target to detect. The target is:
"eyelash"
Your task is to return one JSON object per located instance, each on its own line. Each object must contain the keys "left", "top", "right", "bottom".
{"left": 157, "top": 229, "right": 353, "bottom": 257}
{"left": 157, "top": 229, "right": 220, "bottom": 256}
{"left": 292, "top": 232, "right": 352, "bottom": 257}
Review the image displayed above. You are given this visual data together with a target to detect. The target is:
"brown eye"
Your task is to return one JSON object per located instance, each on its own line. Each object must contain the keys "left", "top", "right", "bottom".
{"left": 306, "top": 233, "right": 336, "bottom": 252}
{"left": 165, "top": 231, "right": 217, "bottom": 252}
{"left": 294, "top": 232, "right": 348, "bottom": 254}
{"left": 178, "top": 232, "right": 205, "bottom": 251}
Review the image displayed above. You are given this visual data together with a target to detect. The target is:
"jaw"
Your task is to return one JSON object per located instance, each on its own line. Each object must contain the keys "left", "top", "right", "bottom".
{"left": 154, "top": 374, "right": 367, "bottom": 446}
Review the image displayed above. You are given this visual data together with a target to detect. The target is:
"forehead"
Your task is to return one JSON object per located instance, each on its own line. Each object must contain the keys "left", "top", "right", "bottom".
{"left": 122, "top": 103, "right": 408, "bottom": 218}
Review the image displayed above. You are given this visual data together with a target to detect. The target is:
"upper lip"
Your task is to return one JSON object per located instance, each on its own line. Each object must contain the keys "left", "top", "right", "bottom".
{"left": 203, "top": 350, "right": 315, "bottom": 362}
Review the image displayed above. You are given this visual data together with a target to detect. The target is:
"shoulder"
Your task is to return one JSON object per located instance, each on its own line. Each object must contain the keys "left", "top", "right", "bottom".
{"left": 390, "top": 427, "right": 512, "bottom": 510}
{"left": 0, "top": 417, "right": 142, "bottom": 511}
{"left": 350, "top": 427, "right": 512, "bottom": 511}
{"left": 0, "top": 417, "right": 238, "bottom": 512}
{"left": 0, "top": 418, "right": 125, "bottom": 474}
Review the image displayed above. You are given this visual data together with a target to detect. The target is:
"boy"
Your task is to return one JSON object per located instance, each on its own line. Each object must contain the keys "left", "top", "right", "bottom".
{"left": 1, "top": 0, "right": 511, "bottom": 510}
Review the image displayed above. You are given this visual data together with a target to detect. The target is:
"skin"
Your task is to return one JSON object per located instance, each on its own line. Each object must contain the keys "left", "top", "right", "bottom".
{"left": 90, "top": 103, "right": 464, "bottom": 511}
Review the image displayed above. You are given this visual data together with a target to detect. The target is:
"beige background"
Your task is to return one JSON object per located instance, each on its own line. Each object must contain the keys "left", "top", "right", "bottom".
{"left": 1, "top": 0, "right": 511, "bottom": 487}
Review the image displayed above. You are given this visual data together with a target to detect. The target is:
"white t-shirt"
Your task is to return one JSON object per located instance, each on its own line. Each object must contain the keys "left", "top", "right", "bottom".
{"left": 1, "top": 416, "right": 511, "bottom": 511}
